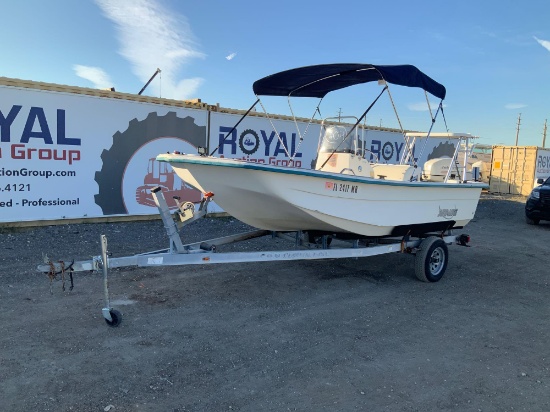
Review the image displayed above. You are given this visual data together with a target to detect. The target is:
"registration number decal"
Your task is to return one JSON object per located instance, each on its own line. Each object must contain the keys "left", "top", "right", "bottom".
{"left": 325, "top": 182, "right": 358, "bottom": 193}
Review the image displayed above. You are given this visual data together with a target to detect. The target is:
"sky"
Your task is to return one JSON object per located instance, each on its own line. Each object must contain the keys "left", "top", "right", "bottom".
{"left": 2, "top": 0, "right": 550, "bottom": 147}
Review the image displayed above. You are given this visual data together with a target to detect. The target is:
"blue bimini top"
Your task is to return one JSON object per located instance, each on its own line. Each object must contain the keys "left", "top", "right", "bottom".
{"left": 252, "top": 63, "right": 446, "bottom": 100}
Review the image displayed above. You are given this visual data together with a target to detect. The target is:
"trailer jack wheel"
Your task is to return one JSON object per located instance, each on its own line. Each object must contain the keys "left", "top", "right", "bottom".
{"left": 103, "top": 309, "right": 122, "bottom": 327}
{"left": 414, "top": 236, "right": 448, "bottom": 282}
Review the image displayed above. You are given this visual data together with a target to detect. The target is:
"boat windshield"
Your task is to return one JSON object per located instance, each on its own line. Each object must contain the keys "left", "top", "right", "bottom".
{"left": 319, "top": 125, "right": 361, "bottom": 155}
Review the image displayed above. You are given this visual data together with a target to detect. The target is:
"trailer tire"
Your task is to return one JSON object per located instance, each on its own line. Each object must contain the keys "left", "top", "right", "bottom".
{"left": 94, "top": 112, "right": 206, "bottom": 215}
{"left": 104, "top": 309, "right": 122, "bottom": 327}
{"left": 415, "top": 236, "right": 448, "bottom": 282}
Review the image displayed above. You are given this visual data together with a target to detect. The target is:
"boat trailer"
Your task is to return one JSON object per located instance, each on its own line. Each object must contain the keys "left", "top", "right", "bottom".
{"left": 37, "top": 187, "right": 470, "bottom": 327}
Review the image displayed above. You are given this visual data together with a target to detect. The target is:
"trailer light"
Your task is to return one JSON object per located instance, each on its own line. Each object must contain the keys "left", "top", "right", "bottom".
{"left": 458, "top": 234, "right": 470, "bottom": 246}
{"left": 173, "top": 150, "right": 181, "bottom": 155}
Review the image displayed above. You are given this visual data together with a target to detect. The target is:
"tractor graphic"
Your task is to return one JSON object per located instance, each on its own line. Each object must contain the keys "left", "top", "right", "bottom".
{"left": 135, "top": 158, "right": 202, "bottom": 208}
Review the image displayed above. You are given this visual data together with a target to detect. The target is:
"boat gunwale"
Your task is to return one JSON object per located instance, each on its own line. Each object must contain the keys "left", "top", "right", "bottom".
{"left": 157, "top": 154, "right": 489, "bottom": 190}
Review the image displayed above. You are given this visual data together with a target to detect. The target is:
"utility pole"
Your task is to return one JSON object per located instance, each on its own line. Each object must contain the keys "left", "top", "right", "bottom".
{"left": 543, "top": 119, "right": 547, "bottom": 148}
{"left": 515, "top": 113, "right": 521, "bottom": 146}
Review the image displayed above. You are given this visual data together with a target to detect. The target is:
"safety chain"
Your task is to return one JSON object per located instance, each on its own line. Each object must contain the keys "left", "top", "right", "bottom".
{"left": 46, "top": 260, "right": 75, "bottom": 294}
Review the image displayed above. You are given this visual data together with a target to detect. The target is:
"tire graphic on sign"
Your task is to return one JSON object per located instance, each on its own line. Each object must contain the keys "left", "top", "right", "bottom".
{"left": 94, "top": 112, "right": 206, "bottom": 215}
{"left": 381, "top": 141, "right": 394, "bottom": 161}
{"left": 238, "top": 129, "right": 260, "bottom": 155}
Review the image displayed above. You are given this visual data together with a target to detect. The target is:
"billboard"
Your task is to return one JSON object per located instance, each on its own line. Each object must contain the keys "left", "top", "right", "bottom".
{"left": 0, "top": 85, "right": 208, "bottom": 222}
{"left": 535, "top": 148, "right": 550, "bottom": 184}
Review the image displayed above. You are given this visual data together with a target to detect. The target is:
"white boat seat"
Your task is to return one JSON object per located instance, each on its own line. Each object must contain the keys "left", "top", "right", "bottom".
{"left": 371, "top": 164, "right": 415, "bottom": 181}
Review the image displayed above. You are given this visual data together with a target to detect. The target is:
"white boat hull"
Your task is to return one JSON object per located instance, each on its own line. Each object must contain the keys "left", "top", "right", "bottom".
{"left": 157, "top": 154, "right": 486, "bottom": 237}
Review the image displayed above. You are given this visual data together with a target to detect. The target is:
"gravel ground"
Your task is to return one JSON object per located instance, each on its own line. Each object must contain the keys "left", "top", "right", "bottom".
{"left": 1, "top": 192, "right": 550, "bottom": 412}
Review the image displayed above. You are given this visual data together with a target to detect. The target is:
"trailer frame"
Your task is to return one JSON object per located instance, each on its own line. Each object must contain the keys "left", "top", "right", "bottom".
{"left": 38, "top": 188, "right": 468, "bottom": 327}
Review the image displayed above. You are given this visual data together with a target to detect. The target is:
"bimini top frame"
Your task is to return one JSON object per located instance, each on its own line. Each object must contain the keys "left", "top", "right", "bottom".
{"left": 250, "top": 63, "right": 448, "bottom": 171}
{"left": 212, "top": 63, "right": 447, "bottom": 166}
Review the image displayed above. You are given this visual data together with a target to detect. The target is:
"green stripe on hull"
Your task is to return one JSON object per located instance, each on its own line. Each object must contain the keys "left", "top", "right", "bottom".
{"left": 157, "top": 154, "right": 489, "bottom": 190}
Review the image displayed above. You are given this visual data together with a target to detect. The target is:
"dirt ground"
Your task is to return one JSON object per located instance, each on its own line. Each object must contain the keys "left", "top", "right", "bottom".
{"left": 1, "top": 192, "right": 550, "bottom": 412}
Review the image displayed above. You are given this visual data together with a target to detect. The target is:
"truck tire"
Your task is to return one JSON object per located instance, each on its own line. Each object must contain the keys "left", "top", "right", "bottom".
{"left": 94, "top": 112, "right": 206, "bottom": 215}
{"left": 525, "top": 215, "right": 539, "bottom": 225}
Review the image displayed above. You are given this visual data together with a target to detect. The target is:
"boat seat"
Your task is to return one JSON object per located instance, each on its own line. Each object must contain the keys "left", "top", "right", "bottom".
{"left": 371, "top": 164, "right": 415, "bottom": 181}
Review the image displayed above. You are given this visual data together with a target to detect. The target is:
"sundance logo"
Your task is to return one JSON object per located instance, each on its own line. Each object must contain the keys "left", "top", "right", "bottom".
{"left": 438, "top": 206, "right": 458, "bottom": 218}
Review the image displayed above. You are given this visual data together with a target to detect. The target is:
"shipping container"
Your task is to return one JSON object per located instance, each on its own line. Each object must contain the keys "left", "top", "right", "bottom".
{"left": 489, "top": 146, "right": 550, "bottom": 195}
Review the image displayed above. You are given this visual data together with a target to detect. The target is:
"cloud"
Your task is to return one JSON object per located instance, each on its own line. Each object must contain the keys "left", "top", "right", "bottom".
{"left": 505, "top": 103, "right": 527, "bottom": 110}
{"left": 534, "top": 36, "right": 550, "bottom": 52}
{"left": 481, "top": 29, "right": 497, "bottom": 39}
{"left": 73, "top": 65, "right": 113, "bottom": 89}
{"left": 173, "top": 78, "right": 204, "bottom": 101}
{"left": 225, "top": 52, "right": 237, "bottom": 61}
{"left": 407, "top": 101, "right": 446, "bottom": 112}
{"left": 95, "top": 0, "right": 205, "bottom": 99}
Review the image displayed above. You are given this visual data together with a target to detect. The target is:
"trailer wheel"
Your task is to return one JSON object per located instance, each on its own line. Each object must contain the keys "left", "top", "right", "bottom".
{"left": 104, "top": 309, "right": 122, "bottom": 327}
{"left": 415, "top": 237, "right": 448, "bottom": 282}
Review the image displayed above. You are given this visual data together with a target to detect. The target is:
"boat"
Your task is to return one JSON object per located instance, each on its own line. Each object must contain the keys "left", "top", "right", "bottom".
{"left": 157, "top": 63, "right": 488, "bottom": 238}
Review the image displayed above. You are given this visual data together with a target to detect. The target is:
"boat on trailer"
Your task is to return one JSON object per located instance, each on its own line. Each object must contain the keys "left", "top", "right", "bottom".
{"left": 157, "top": 63, "right": 487, "bottom": 238}
{"left": 37, "top": 63, "right": 488, "bottom": 327}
